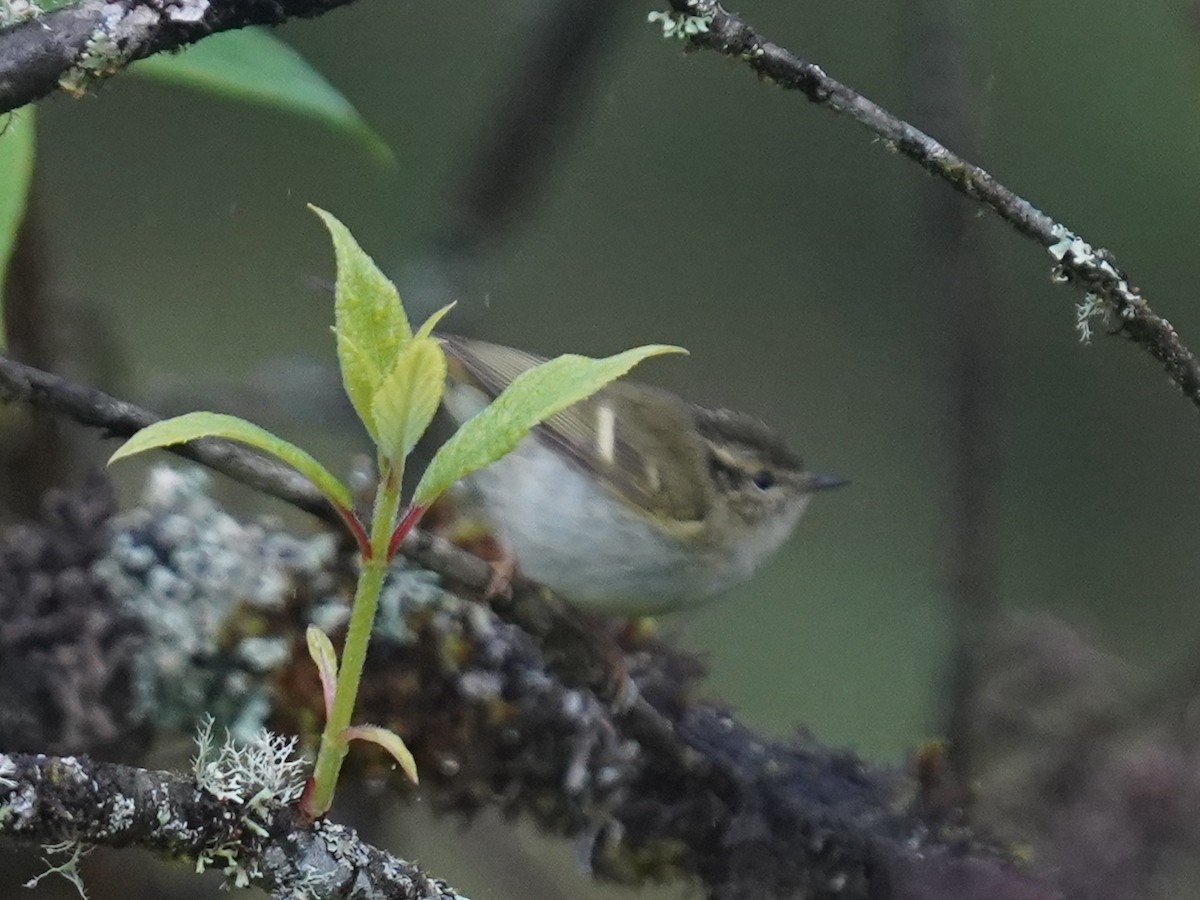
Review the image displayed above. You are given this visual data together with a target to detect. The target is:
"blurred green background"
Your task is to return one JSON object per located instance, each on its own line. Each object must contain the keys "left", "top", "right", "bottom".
{"left": 14, "top": 0, "right": 1200, "bottom": 895}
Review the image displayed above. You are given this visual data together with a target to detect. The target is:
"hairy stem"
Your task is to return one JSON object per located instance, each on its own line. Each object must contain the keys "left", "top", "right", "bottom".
{"left": 306, "top": 464, "right": 402, "bottom": 816}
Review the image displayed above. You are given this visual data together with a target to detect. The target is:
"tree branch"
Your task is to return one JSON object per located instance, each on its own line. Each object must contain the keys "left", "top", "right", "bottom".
{"left": 0, "top": 353, "right": 510, "bottom": 602}
{"left": 0, "top": 352, "right": 340, "bottom": 518}
{"left": 0, "top": 0, "right": 362, "bottom": 115}
{"left": 0, "top": 751, "right": 467, "bottom": 899}
{"left": 663, "top": 0, "right": 1200, "bottom": 411}
{"left": 0, "top": 472, "right": 1069, "bottom": 900}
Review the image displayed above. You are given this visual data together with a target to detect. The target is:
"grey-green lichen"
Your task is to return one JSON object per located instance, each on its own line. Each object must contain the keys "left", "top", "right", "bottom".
{"left": 1075, "top": 294, "right": 1109, "bottom": 344}
{"left": 94, "top": 464, "right": 463, "bottom": 747}
{"left": 190, "top": 719, "right": 361, "bottom": 894}
{"left": 23, "top": 840, "right": 91, "bottom": 899}
{"left": 647, "top": 9, "right": 711, "bottom": 40}
{"left": 1048, "top": 224, "right": 1140, "bottom": 338}
{"left": 58, "top": 0, "right": 212, "bottom": 96}
{"left": 93, "top": 466, "right": 339, "bottom": 739}
{"left": 0, "top": 0, "right": 42, "bottom": 27}
{"left": 192, "top": 716, "right": 306, "bottom": 812}
{"left": 191, "top": 717, "right": 306, "bottom": 887}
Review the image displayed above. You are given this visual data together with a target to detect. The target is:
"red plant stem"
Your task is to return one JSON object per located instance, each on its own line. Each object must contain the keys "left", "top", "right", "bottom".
{"left": 334, "top": 504, "right": 372, "bottom": 559}
{"left": 386, "top": 505, "right": 425, "bottom": 561}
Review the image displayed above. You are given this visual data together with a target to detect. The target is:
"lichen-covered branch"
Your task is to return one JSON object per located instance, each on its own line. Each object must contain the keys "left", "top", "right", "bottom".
{"left": 0, "top": 0, "right": 362, "bottom": 115}
{"left": 0, "top": 750, "right": 467, "bottom": 899}
{"left": 660, "top": 0, "right": 1200, "bottom": 411}
{"left": 1, "top": 473, "right": 1066, "bottom": 900}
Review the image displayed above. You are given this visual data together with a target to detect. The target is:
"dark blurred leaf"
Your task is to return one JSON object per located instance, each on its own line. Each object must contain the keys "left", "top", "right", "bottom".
{"left": 132, "top": 29, "right": 393, "bottom": 164}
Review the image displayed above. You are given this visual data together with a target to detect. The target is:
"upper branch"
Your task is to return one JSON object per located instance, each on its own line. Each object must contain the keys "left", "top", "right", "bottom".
{"left": 664, "top": 0, "right": 1200, "bottom": 411}
{"left": 0, "top": 0, "right": 361, "bottom": 115}
{"left": 0, "top": 751, "right": 466, "bottom": 899}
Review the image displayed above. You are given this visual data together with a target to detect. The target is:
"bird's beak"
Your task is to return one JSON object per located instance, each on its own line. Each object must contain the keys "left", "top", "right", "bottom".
{"left": 805, "top": 472, "right": 850, "bottom": 492}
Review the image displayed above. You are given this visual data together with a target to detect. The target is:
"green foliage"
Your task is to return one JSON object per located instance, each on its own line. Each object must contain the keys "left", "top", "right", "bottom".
{"left": 0, "top": 108, "right": 35, "bottom": 351}
{"left": 305, "top": 625, "right": 339, "bottom": 717}
{"left": 108, "top": 411, "right": 354, "bottom": 512}
{"left": 108, "top": 206, "right": 684, "bottom": 819}
{"left": 310, "top": 205, "right": 411, "bottom": 444}
{"left": 371, "top": 336, "right": 446, "bottom": 466}
{"left": 414, "top": 345, "right": 686, "bottom": 507}
{"left": 132, "top": 29, "right": 392, "bottom": 163}
{"left": 340, "top": 725, "right": 418, "bottom": 784}
{"left": 2, "top": 26, "right": 388, "bottom": 343}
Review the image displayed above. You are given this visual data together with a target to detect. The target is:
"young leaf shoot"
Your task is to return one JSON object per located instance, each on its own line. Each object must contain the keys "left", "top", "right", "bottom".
{"left": 108, "top": 205, "right": 684, "bottom": 820}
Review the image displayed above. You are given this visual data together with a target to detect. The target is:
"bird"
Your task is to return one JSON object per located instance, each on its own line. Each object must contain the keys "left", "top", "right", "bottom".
{"left": 435, "top": 334, "right": 846, "bottom": 615}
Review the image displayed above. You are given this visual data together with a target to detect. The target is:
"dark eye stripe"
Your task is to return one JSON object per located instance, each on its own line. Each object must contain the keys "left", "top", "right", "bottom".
{"left": 707, "top": 452, "right": 744, "bottom": 491}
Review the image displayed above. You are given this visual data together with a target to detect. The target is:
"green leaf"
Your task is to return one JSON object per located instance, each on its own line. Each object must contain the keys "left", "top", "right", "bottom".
{"left": 413, "top": 345, "right": 686, "bottom": 507}
{"left": 414, "top": 302, "right": 456, "bottom": 341}
{"left": 306, "top": 625, "right": 339, "bottom": 719}
{"left": 371, "top": 337, "right": 446, "bottom": 465}
{"left": 310, "top": 205, "right": 410, "bottom": 443}
{"left": 131, "top": 29, "right": 393, "bottom": 164}
{"left": 341, "top": 724, "right": 418, "bottom": 784}
{"left": 107, "top": 411, "right": 353, "bottom": 511}
{"left": 0, "top": 108, "right": 36, "bottom": 353}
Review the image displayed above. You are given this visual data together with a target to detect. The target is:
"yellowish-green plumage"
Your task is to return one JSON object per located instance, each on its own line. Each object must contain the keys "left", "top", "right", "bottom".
{"left": 438, "top": 334, "right": 844, "bottom": 614}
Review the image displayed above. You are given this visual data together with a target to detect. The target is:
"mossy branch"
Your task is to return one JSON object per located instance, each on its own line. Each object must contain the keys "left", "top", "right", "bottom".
{"left": 0, "top": 0, "right": 365, "bottom": 115}
{"left": 0, "top": 750, "right": 467, "bottom": 899}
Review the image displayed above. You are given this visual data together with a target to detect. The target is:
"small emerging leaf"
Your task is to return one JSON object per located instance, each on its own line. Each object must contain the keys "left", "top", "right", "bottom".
{"left": 306, "top": 625, "right": 339, "bottom": 719}
{"left": 414, "top": 302, "right": 456, "bottom": 341}
{"left": 341, "top": 725, "right": 419, "bottom": 784}
{"left": 310, "top": 206, "right": 410, "bottom": 440}
{"left": 413, "top": 345, "right": 686, "bottom": 507}
{"left": 371, "top": 337, "right": 446, "bottom": 464}
{"left": 107, "top": 411, "right": 353, "bottom": 511}
{"left": 0, "top": 108, "right": 36, "bottom": 352}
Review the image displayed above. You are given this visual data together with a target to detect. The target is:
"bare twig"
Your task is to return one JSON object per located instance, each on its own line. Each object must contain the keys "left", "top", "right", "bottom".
{"left": 0, "top": 352, "right": 502, "bottom": 590}
{"left": 0, "top": 353, "right": 335, "bottom": 517}
{"left": 663, "top": 0, "right": 1200, "bottom": 410}
{"left": 0, "top": 0, "right": 362, "bottom": 115}
{"left": 0, "top": 751, "right": 467, "bottom": 899}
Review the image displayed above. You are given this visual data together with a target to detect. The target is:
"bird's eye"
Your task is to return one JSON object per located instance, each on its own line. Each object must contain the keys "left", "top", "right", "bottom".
{"left": 751, "top": 470, "right": 775, "bottom": 490}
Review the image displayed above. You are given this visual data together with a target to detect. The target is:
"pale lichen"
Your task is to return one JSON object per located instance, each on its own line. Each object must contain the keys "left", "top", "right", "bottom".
{"left": 94, "top": 466, "right": 337, "bottom": 739}
{"left": 1075, "top": 294, "right": 1109, "bottom": 344}
{"left": 192, "top": 716, "right": 307, "bottom": 812}
{"left": 0, "top": 0, "right": 42, "bottom": 28}
{"left": 190, "top": 716, "right": 307, "bottom": 885}
{"left": 647, "top": 9, "right": 712, "bottom": 40}
{"left": 24, "top": 841, "right": 92, "bottom": 899}
{"left": 57, "top": 1, "right": 212, "bottom": 96}
{"left": 1048, "top": 224, "right": 1140, "bottom": 336}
